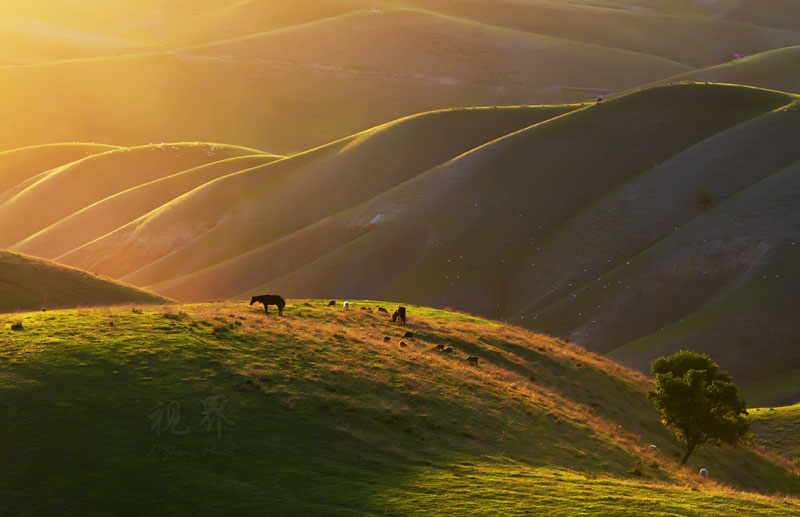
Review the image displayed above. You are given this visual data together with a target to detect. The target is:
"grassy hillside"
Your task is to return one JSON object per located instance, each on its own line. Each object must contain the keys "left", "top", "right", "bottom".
{"left": 751, "top": 404, "right": 800, "bottom": 466}
{"left": 58, "top": 104, "right": 578, "bottom": 283}
{"left": 0, "top": 250, "right": 168, "bottom": 313}
{"left": 0, "top": 142, "right": 264, "bottom": 249}
{"left": 657, "top": 46, "right": 800, "bottom": 95}
{"left": 0, "top": 301, "right": 797, "bottom": 514}
{"left": 9, "top": 83, "right": 796, "bottom": 404}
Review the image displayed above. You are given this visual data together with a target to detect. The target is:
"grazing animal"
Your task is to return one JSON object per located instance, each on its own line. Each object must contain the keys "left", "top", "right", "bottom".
{"left": 399, "top": 341, "right": 408, "bottom": 348}
{"left": 434, "top": 344, "right": 445, "bottom": 351}
{"left": 466, "top": 356, "right": 479, "bottom": 365}
{"left": 327, "top": 300, "right": 336, "bottom": 307}
{"left": 343, "top": 301, "right": 350, "bottom": 309}
{"left": 648, "top": 445, "right": 658, "bottom": 452}
{"left": 250, "top": 294, "right": 286, "bottom": 315}
{"left": 443, "top": 346, "right": 454, "bottom": 354}
{"left": 392, "top": 306, "right": 407, "bottom": 325}
{"left": 377, "top": 307, "right": 389, "bottom": 314}
{"left": 699, "top": 468, "right": 709, "bottom": 479}
{"left": 383, "top": 336, "right": 392, "bottom": 343}
{"left": 403, "top": 331, "right": 414, "bottom": 339}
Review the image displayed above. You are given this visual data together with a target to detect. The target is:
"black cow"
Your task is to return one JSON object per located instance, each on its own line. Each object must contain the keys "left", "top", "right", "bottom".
{"left": 250, "top": 294, "right": 286, "bottom": 315}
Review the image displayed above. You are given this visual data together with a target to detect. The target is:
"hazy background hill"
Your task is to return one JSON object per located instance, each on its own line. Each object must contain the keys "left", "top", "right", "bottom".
{"left": 0, "top": 0, "right": 797, "bottom": 153}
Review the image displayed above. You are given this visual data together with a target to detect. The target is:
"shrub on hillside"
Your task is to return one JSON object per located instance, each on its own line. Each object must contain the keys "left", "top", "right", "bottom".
{"left": 694, "top": 186, "right": 714, "bottom": 208}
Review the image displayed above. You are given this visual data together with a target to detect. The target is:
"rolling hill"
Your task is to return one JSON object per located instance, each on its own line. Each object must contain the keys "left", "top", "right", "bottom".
{"left": 656, "top": 46, "right": 800, "bottom": 95}
{"left": 12, "top": 154, "right": 282, "bottom": 260}
{"left": 55, "top": 104, "right": 579, "bottom": 281}
{"left": 402, "top": 0, "right": 800, "bottom": 67}
{"left": 751, "top": 403, "right": 800, "bottom": 465}
{"left": 0, "top": 301, "right": 797, "bottom": 514}
{"left": 1, "top": 1, "right": 797, "bottom": 154}
{"left": 0, "top": 143, "right": 119, "bottom": 198}
{"left": 5, "top": 83, "right": 800, "bottom": 404}
{"left": 0, "top": 8, "right": 691, "bottom": 154}
{"left": 0, "top": 250, "right": 168, "bottom": 313}
{"left": 0, "top": 142, "right": 266, "bottom": 250}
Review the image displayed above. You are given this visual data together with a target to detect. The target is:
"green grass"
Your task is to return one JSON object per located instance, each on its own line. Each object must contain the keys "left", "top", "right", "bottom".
{"left": 751, "top": 404, "right": 800, "bottom": 466}
{"left": 0, "top": 300, "right": 797, "bottom": 514}
{"left": 0, "top": 250, "right": 169, "bottom": 313}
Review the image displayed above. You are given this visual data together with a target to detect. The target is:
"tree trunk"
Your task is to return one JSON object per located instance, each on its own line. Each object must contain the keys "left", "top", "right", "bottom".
{"left": 680, "top": 443, "right": 696, "bottom": 466}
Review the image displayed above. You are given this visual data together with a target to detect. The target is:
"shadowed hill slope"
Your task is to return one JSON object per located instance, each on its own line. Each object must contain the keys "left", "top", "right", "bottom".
{"left": 0, "top": 301, "right": 797, "bottom": 514}
{"left": 57, "top": 104, "right": 578, "bottom": 282}
{"left": 0, "top": 250, "right": 169, "bottom": 313}
{"left": 403, "top": 0, "right": 800, "bottom": 67}
{"left": 149, "top": 84, "right": 800, "bottom": 402}
{"left": 658, "top": 46, "right": 800, "bottom": 95}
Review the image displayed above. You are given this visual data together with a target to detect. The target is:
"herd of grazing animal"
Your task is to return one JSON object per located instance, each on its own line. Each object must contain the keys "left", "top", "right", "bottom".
{"left": 249, "top": 295, "right": 481, "bottom": 366}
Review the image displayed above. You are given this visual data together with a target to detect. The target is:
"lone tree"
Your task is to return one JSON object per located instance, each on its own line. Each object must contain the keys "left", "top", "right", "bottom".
{"left": 648, "top": 350, "right": 750, "bottom": 466}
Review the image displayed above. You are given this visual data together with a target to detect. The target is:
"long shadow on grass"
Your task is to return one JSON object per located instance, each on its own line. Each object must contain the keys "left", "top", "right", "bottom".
{"left": 0, "top": 329, "right": 644, "bottom": 515}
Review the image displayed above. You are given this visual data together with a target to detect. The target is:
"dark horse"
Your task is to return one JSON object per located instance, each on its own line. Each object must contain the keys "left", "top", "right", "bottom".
{"left": 250, "top": 294, "right": 286, "bottom": 315}
{"left": 392, "top": 306, "right": 407, "bottom": 325}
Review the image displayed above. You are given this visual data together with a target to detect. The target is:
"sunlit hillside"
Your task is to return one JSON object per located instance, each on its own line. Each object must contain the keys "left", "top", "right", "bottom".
{"left": 4, "top": 82, "right": 799, "bottom": 405}
{"left": 3, "top": 2, "right": 800, "bottom": 512}
{"left": 0, "top": 301, "right": 797, "bottom": 514}
{"left": 751, "top": 403, "right": 800, "bottom": 465}
{"left": 0, "top": 0, "right": 798, "bottom": 154}
{"left": 0, "top": 142, "right": 266, "bottom": 249}
{"left": 0, "top": 8, "right": 690, "bottom": 154}
{"left": 0, "top": 250, "right": 169, "bottom": 312}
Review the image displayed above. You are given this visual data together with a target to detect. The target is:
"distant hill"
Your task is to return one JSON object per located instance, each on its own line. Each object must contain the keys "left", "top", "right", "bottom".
{"left": 55, "top": 104, "right": 579, "bottom": 282}
{"left": 403, "top": 0, "right": 800, "bottom": 67}
{"left": 0, "top": 9, "right": 691, "bottom": 154}
{"left": 0, "top": 250, "right": 168, "bottom": 312}
{"left": 0, "top": 142, "right": 267, "bottom": 250}
{"left": 654, "top": 46, "right": 800, "bottom": 95}
{"left": 0, "top": 143, "right": 119, "bottom": 199}
{"left": 5, "top": 83, "right": 800, "bottom": 403}
{"left": 1, "top": 2, "right": 797, "bottom": 153}
{"left": 0, "top": 301, "right": 797, "bottom": 514}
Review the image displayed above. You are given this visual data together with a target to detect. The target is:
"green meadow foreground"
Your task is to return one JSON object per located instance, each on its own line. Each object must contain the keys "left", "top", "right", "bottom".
{"left": 1, "top": 301, "right": 798, "bottom": 514}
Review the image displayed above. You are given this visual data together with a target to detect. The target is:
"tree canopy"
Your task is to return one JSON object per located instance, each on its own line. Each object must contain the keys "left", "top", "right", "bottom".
{"left": 648, "top": 350, "right": 750, "bottom": 466}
